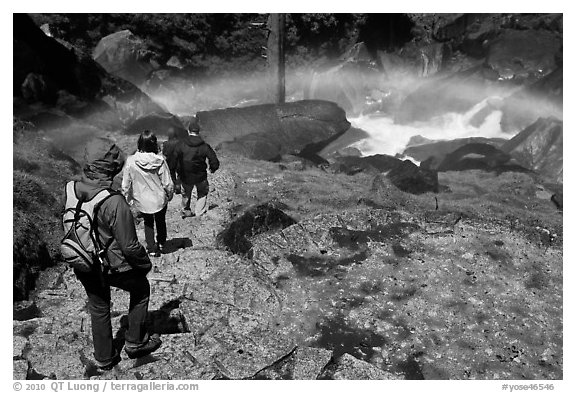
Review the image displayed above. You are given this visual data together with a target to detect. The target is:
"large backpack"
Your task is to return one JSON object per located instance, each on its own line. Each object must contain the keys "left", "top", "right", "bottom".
{"left": 61, "top": 181, "right": 115, "bottom": 273}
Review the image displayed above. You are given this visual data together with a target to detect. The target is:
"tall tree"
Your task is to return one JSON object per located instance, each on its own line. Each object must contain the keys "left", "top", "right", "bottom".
{"left": 267, "top": 13, "right": 285, "bottom": 103}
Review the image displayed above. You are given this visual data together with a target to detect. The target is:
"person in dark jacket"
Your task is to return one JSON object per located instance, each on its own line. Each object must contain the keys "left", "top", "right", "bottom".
{"left": 161, "top": 125, "right": 187, "bottom": 194}
{"left": 168, "top": 117, "right": 220, "bottom": 217}
{"left": 69, "top": 138, "right": 162, "bottom": 371}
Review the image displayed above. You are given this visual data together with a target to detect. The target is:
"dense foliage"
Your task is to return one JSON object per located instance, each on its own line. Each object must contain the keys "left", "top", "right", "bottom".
{"left": 28, "top": 13, "right": 414, "bottom": 76}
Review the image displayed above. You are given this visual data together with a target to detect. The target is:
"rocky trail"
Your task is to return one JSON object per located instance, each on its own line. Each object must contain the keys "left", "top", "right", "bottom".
{"left": 13, "top": 154, "right": 562, "bottom": 380}
{"left": 13, "top": 12, "right": 563, "bottom": 381}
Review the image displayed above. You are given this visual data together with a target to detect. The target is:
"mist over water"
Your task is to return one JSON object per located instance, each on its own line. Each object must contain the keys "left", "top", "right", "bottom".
{"left": 139, "top": 63, "right": 562, "bottom": 162}
{"left": 350, "top": 98, "right": 511, "bottom": 158}
{"left": 144, "top": 69, "right": 309, "bottom": 116}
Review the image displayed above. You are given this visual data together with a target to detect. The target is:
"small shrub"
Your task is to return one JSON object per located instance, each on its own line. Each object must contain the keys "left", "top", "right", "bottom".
{"left": 13, "top": 210, "right": 54, "bottom": 301}
{"left": 13, "top": 156, "right": 40, "bottom": 173}
{"left": 13, "top": 172, "right": 56, "bottom": 211}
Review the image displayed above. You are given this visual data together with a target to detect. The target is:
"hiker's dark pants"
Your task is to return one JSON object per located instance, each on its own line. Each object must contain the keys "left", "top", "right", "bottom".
{"left": 181, "top": 179, "right": 209, "bottom": 216}
{"left": 76, "top": 269, "right": 150, "bottom": 366}
{"left": 142, "top": 205, "right": 167, "bottom": 250}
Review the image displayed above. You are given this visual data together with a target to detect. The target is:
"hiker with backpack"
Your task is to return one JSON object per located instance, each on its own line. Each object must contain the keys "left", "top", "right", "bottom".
{"left": 61, "top": 138, "right": 162, "bottom": 371}
{"left": 166, "top": 117, "right": 220, "bottom": 218}
{"left": 122, "top": 130, "right": 174, "bottom": 257}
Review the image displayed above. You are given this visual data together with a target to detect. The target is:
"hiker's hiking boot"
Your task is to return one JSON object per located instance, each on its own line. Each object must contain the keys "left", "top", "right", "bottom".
{"left": 148, "top": 245, "right": 161, "bottom": 257}
{"left": 181, "top": 210, "right": 194, "bottom": 219}
{"left": 96, "top": 352, "right": 121, "bottom": 371}
{"left": 125, "top": 334, "right": 162, "bottom": 359}
{"left": 157, "top": 242, "right": 165, "bottom": 254}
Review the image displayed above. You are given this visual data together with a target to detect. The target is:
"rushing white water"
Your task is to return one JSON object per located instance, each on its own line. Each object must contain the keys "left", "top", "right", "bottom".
{"left": 349, "top": 97, "right": 514, "bottom": 157}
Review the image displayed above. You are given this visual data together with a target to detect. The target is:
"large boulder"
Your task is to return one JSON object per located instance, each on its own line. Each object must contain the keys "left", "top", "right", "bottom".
{"left": 333, "top": 155, "right": 397, "bottom": 176}
{"left": 198, "top": 100, "right": 351, "bottom": 161}
{"left": 319, "top": 127, "right": 370, "bottom": 160}
{"left": 386, "top": 161, "right": 439, "bottom": 195}
{"left": 485, "top": 29, "right": 561, "bottom": 82}
{"left": 93, "top": 30, "right": 158, "bottom": 87}
{"left": 403, "top": 136, "right": 507, "bottom": 162}
{"left": 425, "top": 143, "right": 529, "bottom": 174}
{"left": 333, "top": 155, "right": 439, "bottom": 194}
{"left": 457, "top": 14, "right": 505, "bottom": 58}
{"left": 501, "top": 117, "right": 563, "bottom": 183}
{"left": 431, "top": 13, "right": 488, "bottom": 43}
{"left": 125, "top": 111, "right": 187, "bottom": 136}
{"left": 429, "top": 14, "right": 562, "bottom": 59}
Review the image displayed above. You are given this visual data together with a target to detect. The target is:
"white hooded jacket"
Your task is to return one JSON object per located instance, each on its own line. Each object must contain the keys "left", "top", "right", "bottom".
{"left": 122, "top": 152, "right": 174, "bottom": 214}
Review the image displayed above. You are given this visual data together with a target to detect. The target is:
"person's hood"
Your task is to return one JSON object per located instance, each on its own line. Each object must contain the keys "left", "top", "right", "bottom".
{"left": 134, "top": 152, "right": 164, "bottom": 170}
{"left": 185, "top": 134, "right": 205, "bottom": 147}
{"left": 83, "top": 138, "right": 125, "bottom": 181}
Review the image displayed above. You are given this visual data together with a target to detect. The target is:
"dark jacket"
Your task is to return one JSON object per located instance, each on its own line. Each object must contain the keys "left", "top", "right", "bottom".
{"left": 162, "top": 138, "right": 180, "bottom": 183}
{"left": 169, "top": 134, "right": 220, "bottom": 185}
{"left": 73, "top": 180, "right": 152, "bottom": 274}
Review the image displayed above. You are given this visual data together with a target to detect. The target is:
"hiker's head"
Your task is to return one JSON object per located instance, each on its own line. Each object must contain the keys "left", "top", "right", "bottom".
{"left": 188, "top": 117, "right": 200, "bottom": 135}
{"left": 167, "top": 126, "right": 176, "bottom": 140}
{"left": 83, "top": 138, "right": 125, "bottom": 182}
{"left": 167, "top": 126, "right": 186, "bottom": 140}
{"left": 137, "top": 130, "right": 159, "bottom": 154}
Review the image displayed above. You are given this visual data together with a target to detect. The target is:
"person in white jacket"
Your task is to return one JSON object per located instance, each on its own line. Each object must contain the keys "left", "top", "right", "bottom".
{"left": 122, "top": 131, "right": 174, "bottom": 256}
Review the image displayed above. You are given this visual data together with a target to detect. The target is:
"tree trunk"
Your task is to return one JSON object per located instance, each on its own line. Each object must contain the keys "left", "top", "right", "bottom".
{"left": 267, "top": 13, "right": 285, "bottom": 104}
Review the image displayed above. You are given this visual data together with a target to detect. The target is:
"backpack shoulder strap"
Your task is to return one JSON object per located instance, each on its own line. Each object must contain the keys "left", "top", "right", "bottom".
{"left": 64, "top": 181, "right": 78, "bottom": 207}
{"left": 91, "top": 189, "right": 121, "bottom": 257}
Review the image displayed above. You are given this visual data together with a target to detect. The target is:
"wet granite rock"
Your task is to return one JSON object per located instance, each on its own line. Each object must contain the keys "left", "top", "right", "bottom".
{"left": 485, "top": 29, "right": 560, "bottom": 82}
{"left": 428, "top": 143, "right": 530, "bottom": 174}
{"left": 198, "top": 100, "right": 350, "bottom": 161}
{"left": 501, "top": 117, "right": 563, "bottom": 183}
{"left": 319, "top": 353, "right": 403, "bottom": 380}
{"left": 190, "top": 326, "right": 296, "bottom": 380}
{"left": 125, "top": 112, "right": 187, "bottom": 136}
{"left": 293, "top": 347, "right": 333, "bottom": 379}
{"left": 403, "top": 136, "right": 507, "bottom": 162}
{"left": 319, "top": 127, "right": 369, "bottom": 160}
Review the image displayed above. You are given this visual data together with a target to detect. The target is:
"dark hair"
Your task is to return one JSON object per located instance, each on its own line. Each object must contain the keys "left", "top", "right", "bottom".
{"left": 188, "top": 116, "right": 200, "bottom": 133}
{"left": 137, "top": 130, "right": 158, "bottom": 153}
